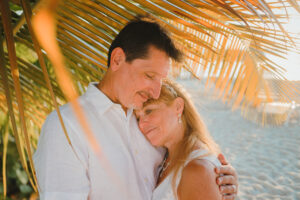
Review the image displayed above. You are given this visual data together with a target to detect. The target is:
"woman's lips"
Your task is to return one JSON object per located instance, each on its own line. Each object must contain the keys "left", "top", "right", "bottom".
{"left": 144, "top": 127, "right": 157, "bottom": 136}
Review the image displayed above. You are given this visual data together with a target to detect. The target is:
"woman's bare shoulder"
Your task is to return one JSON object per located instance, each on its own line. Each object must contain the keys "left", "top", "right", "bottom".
{"left": 178, "top": 159, "right": 222, "bottom": 200}
{"left": 181, "top": 159, "right": 216, "bottom": 186}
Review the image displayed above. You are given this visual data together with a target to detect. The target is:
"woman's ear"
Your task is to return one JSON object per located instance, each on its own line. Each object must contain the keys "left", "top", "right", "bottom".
{"left": 109, "top": 47, "right": 126, "bottom": 71}
{"left": 174, "top": 97, "right": 184, "bottom": 115}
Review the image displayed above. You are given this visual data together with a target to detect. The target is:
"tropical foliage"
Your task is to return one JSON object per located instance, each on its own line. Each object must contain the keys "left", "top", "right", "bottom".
{"left": 0, "top": 113, "right": 38, "bottom": 199}
{"left": 1, "top": 0, "right": 300, "bottom": 197}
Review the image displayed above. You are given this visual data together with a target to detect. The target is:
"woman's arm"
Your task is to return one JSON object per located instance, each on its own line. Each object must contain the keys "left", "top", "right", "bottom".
{"left": 178, "top": 159, "right": 222, "bottom": 200}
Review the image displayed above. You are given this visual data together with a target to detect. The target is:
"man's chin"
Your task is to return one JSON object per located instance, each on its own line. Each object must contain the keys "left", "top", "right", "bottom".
{"left": 129, "top": 101, "right": 144, "bottom": 110}
{"left": 128, "top": 103, "right": 140, "bottom": 110}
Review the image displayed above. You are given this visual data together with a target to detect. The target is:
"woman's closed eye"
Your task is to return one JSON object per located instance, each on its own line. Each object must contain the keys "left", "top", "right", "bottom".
{"left": 135, "top": 109, "right": 152, "bottom": 121}
{"left": 145, "top": 109, "right": 152, "bottom": 115}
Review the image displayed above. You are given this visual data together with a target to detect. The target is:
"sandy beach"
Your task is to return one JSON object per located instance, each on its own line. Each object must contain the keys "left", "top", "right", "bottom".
{"left": 178, "top": 79, "right": 300, "bottom": 200}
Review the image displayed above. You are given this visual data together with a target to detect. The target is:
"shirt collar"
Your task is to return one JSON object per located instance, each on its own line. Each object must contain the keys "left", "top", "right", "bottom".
{"left": 83, "top": 82, "right": 114, "bottom": 115}
{"left": 83, "top": 82, "right": 133, "bottom": 117}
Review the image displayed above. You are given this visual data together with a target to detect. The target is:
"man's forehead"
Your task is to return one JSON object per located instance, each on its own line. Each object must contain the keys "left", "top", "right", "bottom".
{"left": 146, "top": 69, "right": 169, "bottom": 77}
{"left": 144, "top": 60, "right": 170, "bottom": 76}
{"left": 136, "top": 47, "right": 171, "bottom": 72}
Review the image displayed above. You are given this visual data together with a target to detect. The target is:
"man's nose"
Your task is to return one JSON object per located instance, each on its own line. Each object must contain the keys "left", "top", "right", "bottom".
{"left": 150, "top": 79, "right": 162, "bottom": 99}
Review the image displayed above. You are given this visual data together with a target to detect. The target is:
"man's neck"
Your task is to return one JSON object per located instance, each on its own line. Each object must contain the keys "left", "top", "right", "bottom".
{"left": 97, "top": 74, "right": 118, "bottom": 103}
{"left": 97, "top": 75, "right": 128, "bottom": 114}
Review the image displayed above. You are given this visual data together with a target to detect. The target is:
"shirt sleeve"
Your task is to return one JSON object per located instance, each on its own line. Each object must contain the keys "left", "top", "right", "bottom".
{"left": 33, "top": 110, "right": 90, "bottom": 200}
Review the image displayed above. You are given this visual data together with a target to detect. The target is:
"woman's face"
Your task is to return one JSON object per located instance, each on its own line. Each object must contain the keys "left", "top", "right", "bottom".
{"left": 135, "top": 101, "right": 179, "bottom": 147}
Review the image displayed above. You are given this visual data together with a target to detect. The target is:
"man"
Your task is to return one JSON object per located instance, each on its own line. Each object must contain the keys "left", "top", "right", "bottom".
{"left": 34, "top": 18, "right": 238, "bottom": 199}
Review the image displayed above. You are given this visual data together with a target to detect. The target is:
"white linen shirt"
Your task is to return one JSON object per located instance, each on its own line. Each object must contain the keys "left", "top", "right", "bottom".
{"left": 33, "top": 83, "right": 164, "bottom": 200}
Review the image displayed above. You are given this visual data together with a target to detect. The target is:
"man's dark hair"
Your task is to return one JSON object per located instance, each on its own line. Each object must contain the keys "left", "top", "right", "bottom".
{"left": 107, "top": 17, "right": 183, "bottom": 67}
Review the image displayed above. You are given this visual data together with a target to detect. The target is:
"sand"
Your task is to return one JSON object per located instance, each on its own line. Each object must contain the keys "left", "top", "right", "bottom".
{"left": 178, "top": 79, "right": 300, "bottom": 200}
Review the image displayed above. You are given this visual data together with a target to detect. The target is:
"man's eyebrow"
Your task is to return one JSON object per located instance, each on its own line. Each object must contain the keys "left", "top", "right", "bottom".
{"left": 145, "top": 71, "right": 165, "bottom": 77}
{"left": 145, "top": 71, "right": 158, "bottom": 75}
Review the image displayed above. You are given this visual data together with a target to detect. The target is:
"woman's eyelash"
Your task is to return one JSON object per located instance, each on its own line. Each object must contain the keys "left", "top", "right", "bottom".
{"left": 145, "top": 109, "right": 152, "bottom": 114}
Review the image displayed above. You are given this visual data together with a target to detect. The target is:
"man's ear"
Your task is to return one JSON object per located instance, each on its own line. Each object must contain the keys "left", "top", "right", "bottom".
{"left": 174, "top": 97, "right": 184, "bottom": 115}
{"left": 109, "top": 47, "right": 126, "bottom": 71}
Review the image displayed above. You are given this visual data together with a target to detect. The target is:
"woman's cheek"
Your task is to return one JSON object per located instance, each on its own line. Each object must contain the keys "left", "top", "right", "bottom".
{"left": 148, "top": 113, "right": 157, "bottom": 122}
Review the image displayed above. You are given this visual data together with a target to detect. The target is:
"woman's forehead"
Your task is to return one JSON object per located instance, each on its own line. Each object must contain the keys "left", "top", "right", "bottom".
{"left": 135, "top": 102, "right": 162, "bottom": 114}
{"left": 143, "top": 101, "right": 163, "bottom": 109}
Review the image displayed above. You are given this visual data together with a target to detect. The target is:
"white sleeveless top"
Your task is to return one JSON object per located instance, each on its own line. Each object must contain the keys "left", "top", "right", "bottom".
{"left": 152, "top": 149, "right": 221, "bottom": 200}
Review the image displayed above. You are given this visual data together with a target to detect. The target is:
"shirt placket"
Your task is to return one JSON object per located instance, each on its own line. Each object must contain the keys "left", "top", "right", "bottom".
{"left": 129, "top": 115, "right": 156, "bottom": 199}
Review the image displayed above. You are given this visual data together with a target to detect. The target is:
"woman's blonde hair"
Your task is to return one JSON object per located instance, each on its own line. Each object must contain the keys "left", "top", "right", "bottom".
{"left": 143, "top": 79, "right": 220, "bottom": 195}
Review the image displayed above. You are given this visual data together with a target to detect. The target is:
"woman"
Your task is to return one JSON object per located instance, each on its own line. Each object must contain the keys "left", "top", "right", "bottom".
{"left": 135, "top": 79, "right": 222, "bottom": 200}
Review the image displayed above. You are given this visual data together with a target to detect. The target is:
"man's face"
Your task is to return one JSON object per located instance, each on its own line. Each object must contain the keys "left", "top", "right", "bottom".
{"left": 116, "top": 46, "right": 170, "bottom": 109}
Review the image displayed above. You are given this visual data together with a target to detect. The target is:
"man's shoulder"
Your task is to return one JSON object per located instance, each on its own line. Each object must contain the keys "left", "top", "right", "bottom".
{"left": 45, "top": 103, "right": 71, "bottom": 124}
{"left": 45, "top": 95, "right": 87, "bottom": 125}
{"left": 41, "top": 99, "right": 88, "bottom": 142}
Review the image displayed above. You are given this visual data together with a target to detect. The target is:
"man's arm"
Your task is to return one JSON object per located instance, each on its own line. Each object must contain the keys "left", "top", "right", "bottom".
{"left": 34, "top": 111, "right": 90, "bottom": 200}
{"left": 215, "top": 154, "right": 238, "bottom": 200}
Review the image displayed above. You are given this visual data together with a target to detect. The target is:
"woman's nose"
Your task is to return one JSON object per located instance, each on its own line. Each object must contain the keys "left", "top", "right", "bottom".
{"left": 138, "top": 118, "right": 147, "bottom": 133}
